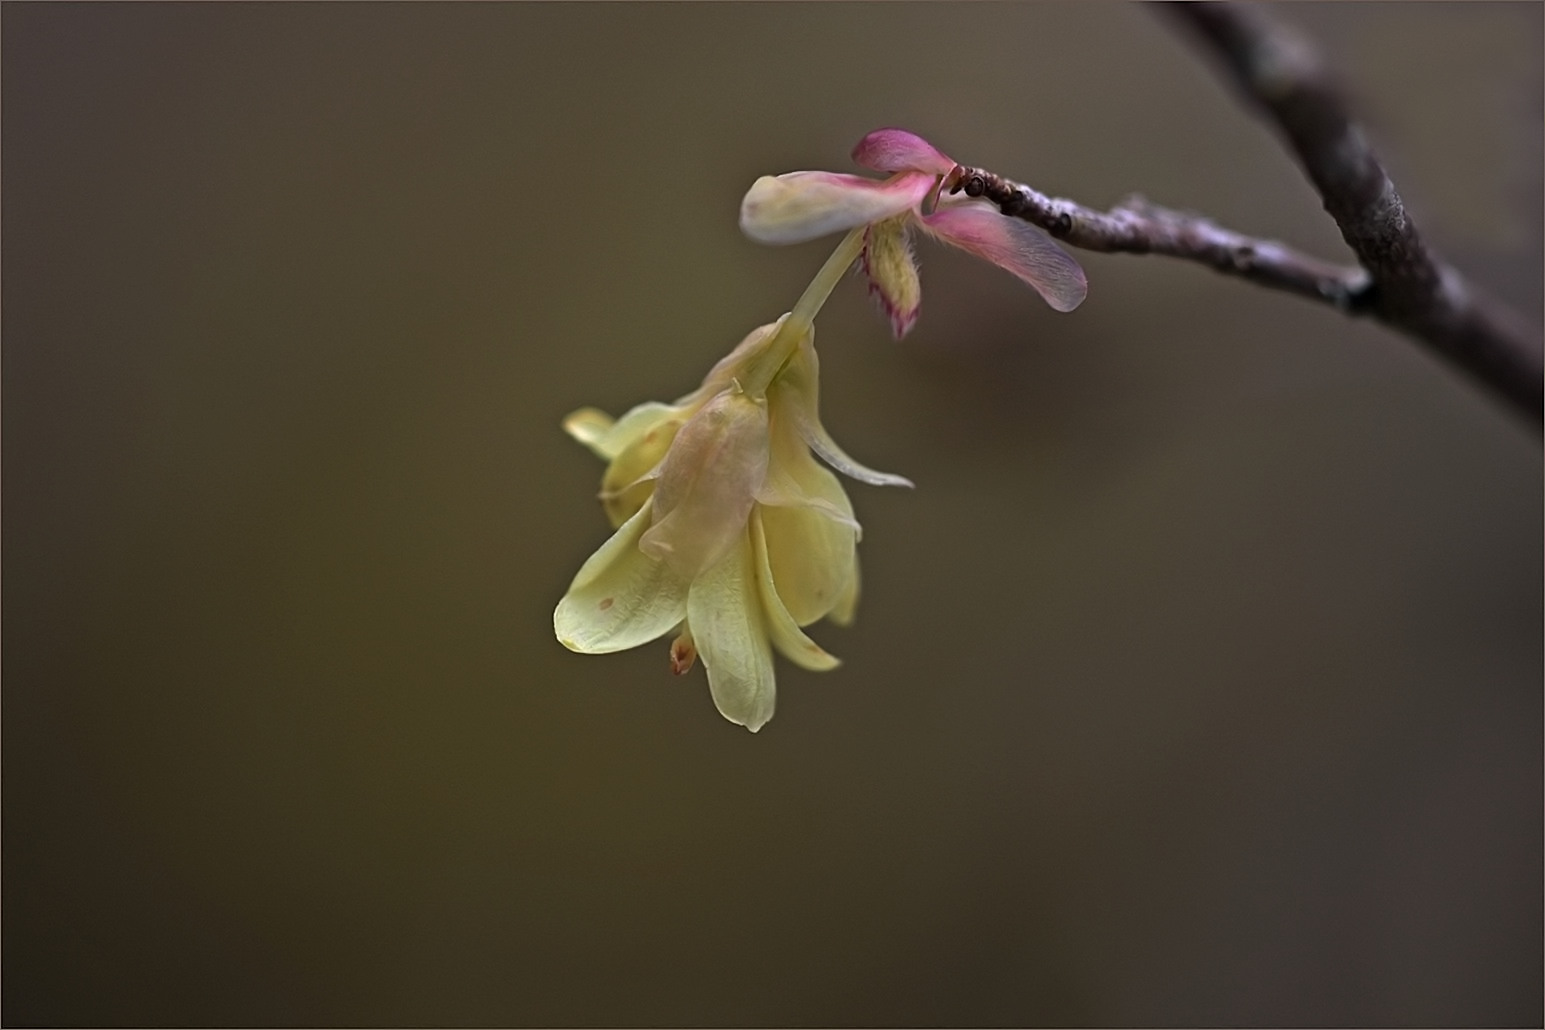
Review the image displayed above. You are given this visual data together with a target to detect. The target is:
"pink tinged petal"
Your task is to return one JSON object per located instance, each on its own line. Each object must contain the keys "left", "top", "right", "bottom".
{"left": 640, "top": 389, "right": 770, "bottom": 580}
{"left": 861, "top": 217, "right": 922, "bottom": 339}
{"left": 739, "top": 170, "right": 935, "bottom": 246}
{"left": 851, "top": 127, "right": 956, "bottom": 177}
{"left": 922, "top": 203, "right": 1088, "bottom": 312}
{"left": 776, "top": 340, "right": 914, "bottom": 489}
{"left": 689, "top": 533, "right": 776, "bottom": 733}
{"left": 554, "top": 501, "right": 691, "bottom": 654}
{"left": 751, "top": 510, "right": 840, "bottom": 672}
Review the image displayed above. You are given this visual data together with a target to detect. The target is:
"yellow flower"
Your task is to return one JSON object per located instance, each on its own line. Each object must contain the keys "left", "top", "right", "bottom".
{"left": 554, "top": 230, "right": 909, "bottom": 731}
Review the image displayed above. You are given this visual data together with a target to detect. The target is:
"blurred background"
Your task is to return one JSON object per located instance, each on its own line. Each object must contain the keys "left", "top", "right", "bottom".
{"left": 5, "top": 3, "right": 1540, "bottom": 1025}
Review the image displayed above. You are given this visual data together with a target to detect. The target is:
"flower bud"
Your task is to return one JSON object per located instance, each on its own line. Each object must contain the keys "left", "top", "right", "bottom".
{"left": 861, "top": 216, "right": 922, "bottom": 339}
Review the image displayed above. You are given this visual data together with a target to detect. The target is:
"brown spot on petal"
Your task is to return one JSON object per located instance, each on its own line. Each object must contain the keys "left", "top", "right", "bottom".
{"left": 598, "top": 597, "right": 614, "bottom": 611}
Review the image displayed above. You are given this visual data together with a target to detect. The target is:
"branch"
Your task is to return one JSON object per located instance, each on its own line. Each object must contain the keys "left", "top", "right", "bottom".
{"left": 948, "top": 172, "right": 1373, "bottom": 312}
{"left": 1160, "top": 3, "right": 1541, "bottom": 423}
{"left": 959, "top": 3, "right": 1542, "bottom": 425}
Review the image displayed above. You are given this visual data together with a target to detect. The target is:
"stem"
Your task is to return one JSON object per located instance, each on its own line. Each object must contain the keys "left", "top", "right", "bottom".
{"left": 740, "top": 226, "right": 867, "bottom": 395}
{"left": 788, "top": 226, "right": 867, "bottom": 336}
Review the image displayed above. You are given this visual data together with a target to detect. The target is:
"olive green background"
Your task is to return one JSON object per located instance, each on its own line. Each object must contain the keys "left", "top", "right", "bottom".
{"left": 5, "top": 3, "right": 1541, "bottom": 1026}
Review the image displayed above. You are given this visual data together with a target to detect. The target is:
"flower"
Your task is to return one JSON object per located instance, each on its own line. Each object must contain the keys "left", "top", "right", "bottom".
{"left": 740, "top": 128, "right": 1087, "bottom": 336}
{"left": 555, "top": 231, "right": 909, "bottom": 732}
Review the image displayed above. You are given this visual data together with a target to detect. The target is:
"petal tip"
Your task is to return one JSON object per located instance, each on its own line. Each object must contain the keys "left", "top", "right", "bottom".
{"left": 740, "top": 170, "right": 934, "bottom": 246}
{"left": 851, "top": 128, "right": 956, "bottom": 177}
{"left": 738, "top": 176, "right": 796, "bottom": 245}
{"left": 1047, "top": 274, "right": 1088, "bottom": 313}
{"left": 868, "top": 283, "right": 919, "bottom": 339}
{"left": 562, "top": 407, "right": 614, "bottom": 447}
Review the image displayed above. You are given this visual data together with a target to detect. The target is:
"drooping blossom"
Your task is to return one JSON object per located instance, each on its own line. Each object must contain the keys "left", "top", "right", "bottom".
{"left": 740, "top": 128, "right": 1087, "bottom": 336}
{"left": 554, "top": 230, "right": 908, "bottom": 732}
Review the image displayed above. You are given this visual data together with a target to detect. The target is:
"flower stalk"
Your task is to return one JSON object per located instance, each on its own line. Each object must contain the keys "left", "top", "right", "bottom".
{"left": 738, "top": 227, "right": 866, "bottom": 397}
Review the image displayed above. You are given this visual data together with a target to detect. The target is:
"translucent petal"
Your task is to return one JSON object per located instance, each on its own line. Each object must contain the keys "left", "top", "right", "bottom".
{"left": 740, "top": 170, "right": 934, "bottom": 246}
{"left": 861, "top": 217, "right": 922, "bottom": 339}
{"left": 756, "top": 393, "right": 861, "bottom": 627}
{"left": 755, "top": 485, "right": 859, "bottom": 536}
{"left": 922, "top": 203, "right": 1088, "bottom": 312}
{"left": 851, "top": 127, "right": 956, "bottom": 177}
{"left": 751, "top": 510, "right": 840, "bottom": 671}
{"left": 554, "top": 502, "right": 691, "bottom": 654}
{"left": 639, "top": 389, "right": 769, "bottom": 580}
{"left": 689, "top": 534, "right": 776, "bottom": 732}
{"left": 776, "top": 339, "right": 913, "bottom": 488}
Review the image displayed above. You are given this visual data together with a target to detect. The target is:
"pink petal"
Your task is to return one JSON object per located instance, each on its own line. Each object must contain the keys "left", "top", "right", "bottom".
{"left": 740, "top": 170, "right": 935, "bottom": 245}
{"left": 921, "top": 203, "right": 1088, "bottom": 312}
{"left": 851, "top": 128, "right": 956, "bottom": 177}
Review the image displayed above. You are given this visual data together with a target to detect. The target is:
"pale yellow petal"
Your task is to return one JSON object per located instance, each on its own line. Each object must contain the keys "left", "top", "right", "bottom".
{"left": 554, "top": 502, "right": 691, "bottom": 654}
{"left": 563, "top": 401, "right": 686, "bottom": 527}
{"left": 755, "top": 392, "right": 861, "bottom": 627}
{"left": 591, "top": 401, "right": 681, "bottom": 460}
{"left": 562, "top": 407, "right": 616, "bottom": 454}
{"left": 599, "top": 478, "right": 656, "bottom": 530}
{"left": 751, "top": 510, "right": 839, "bottom": 671}
{"left": 759, "top": 503, "right": 858, "bottom": 629}
{"left": 689, "top": 533, "right": 776, "bottom": 733}
{"left": 599, "top": 411, "right": 685, "bottom": 528}
{"left": 827, "top": 553, "right": 860, "bottom": 627}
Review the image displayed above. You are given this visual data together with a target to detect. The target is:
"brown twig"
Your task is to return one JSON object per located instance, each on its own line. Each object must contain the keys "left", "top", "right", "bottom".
{"left": 1159, "top": 3, "right": 1541, "bottom": 424}
{"left": 948, "top": 172, "right": 1373, "bottom": 311}
{"left": 960, "top": 3, "right": 1542, "bottom": 425}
